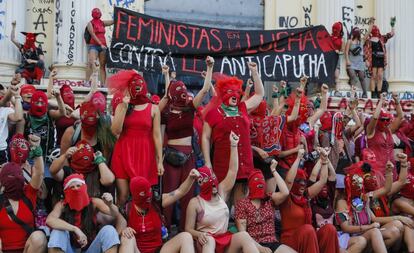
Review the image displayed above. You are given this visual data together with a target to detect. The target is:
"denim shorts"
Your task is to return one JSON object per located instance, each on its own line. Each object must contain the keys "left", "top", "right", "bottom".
{"left": 88, "top": 44, "right": 105, "bottom": 53}
{"left": 48, "top": 225, "right": 120, "bottom": 253}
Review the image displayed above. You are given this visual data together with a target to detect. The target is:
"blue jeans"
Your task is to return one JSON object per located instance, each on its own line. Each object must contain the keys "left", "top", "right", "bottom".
{"left": 88, "top": 44, "right": 105, "bottom": 53}
{"left": 48, "top": 225, "right": 120, "bottom": 253}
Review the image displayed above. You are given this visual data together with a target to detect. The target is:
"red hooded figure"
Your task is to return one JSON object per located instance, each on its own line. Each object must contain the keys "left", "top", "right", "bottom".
{"left": 0, "top": 163, "right": 25, "bottom": 200}
{"left": 130, "top": 176, "right": 153, "bottom": 210}
{"left": 29, "top": 91, "right": 48, "bottom": 117}
{"left": 80, "top": 101, "right": 99, "bottom": 138}
{"left": 60, "top": 84, "right": 75, "bottom": 108}
{"left": 197, "top": 166, "right": 219, "bottom": 201}
{"left": 70, "top": 140, "right": 95, "bottom": 174}
{"left": 108, "top": 70, "right": 150, "bottom": 105}
{"left": 248, "top": 169, "right": 266, "bottom": 199}
{"left": 18, "top": 32, "right": 44, "bottom": 84}
{"left": 10, "top": 134, "right": 30, "bottom": 164}
{"left": 331, "top": 22, "right": 343, "bottom": 51}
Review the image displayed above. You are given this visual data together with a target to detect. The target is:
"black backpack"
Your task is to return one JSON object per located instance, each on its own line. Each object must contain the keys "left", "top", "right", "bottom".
{"left": 84, "top": 26, "right": 91, "bottom": 44}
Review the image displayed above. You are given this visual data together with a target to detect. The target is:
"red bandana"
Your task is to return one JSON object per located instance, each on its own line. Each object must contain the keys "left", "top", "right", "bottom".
{"left": 0, "top": 163, "right": 25, "bottom": 200}
{"left": 290, "top": 169, "right": 312, "bottom": 224}
{"left": 130, "top": 176, "right": 153, "bottom": 210}
{"left": 10, "top": 134, "right": 30, "bottom": 164}
{"left": 197, "top": 166, "right": 219, "bottom": 201}
{"left": 70, "top": 140, "right": 95, "bottom": 174}
{"left": 29, "top": 91, "right": 48, "bottom": 117}
{"left": 248, "top": 169, "right": 266, "bottom": 199}
{"left": 80, "top": 101, "right": 99, "bottom": 138}
{"left": 60, "top": 84, "right": 75, "bottom": 108}
{"left": 63, "top": 174, "right": 90, "bottom": 211}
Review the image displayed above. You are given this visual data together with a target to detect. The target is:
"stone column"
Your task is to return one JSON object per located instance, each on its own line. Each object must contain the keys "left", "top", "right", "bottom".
{"left": 375, "top": 0, "right": 414, "bottom": 92}
{"left": 53, "top": 0, "right": 96, "bottom": 81}
{"left": 316, "top": 0, "right": 355, "bottom": 91}
{"left": 0, "top": 0, "right": 26, "bottom": 83}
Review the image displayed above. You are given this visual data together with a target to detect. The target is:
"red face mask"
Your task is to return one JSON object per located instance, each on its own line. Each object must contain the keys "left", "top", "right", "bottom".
{"left": 371, "top": 25, "right": 381, "bottom": 38}
{"left": 20, "top": 84, "right": 36, "bottom": 100}
{"left": 80, "top": 102, "right": 99, "bottom": 138}
{"left": 363, "top": 173, "right": 378, "bottom": 192}
{"left": 197, "top": 166, "right": 219, "bottom": 201}
{"left": 91, "top": 92, "right": 106, "bottom": 113}
{"left": 291, "top": 169, "right": 308, "bottom": 196}
{"left": 316, "top": 29, "right": 334, "bottom": 52}
{"left": 63, "top": 174, "right": 90, "bottom": 211}
{"left": 319, "top": 111, "right": 332, "bottom": 131}
{"left": 29, "top": 91, "right": 48, "bottom": 117}
{"left": 332, "top": 22, "right": 343, "bottom": 37}
{"left": 111, "top": 91, "right": 124, "bottom": 115}
{"left": 70, "top": 140, "right": 95, "bottom": 174}
{"left": 216, "top": 77, "right": 243, "bottom": 107}
{"left": 350, "top": 174, "right": 363, "bottom": 198}
{"left": 60, "top": 84, "right": 75, "bottom": 108}
{"left": 128, "top": 74, "right": 149, "bottom": 105}
{"left": 91, "top": 8, "right": 102, "bottom": 19}
{"left": 22, "top": 32, "right": 37, "bottom": 50}
{"left": 377, "top": 110, "right": 392, "bottom": 132}
{"left": 130, "top": 177, "right": 153, "bottom": 210}
{"left": 168, "top": 81, "right": 190, "bottom": 108}
{"left": 248, "top": 170, "right": 266, "bottom": 199}
{"left": 251, "top": 100, "right": 267, "bottom": 117}
{"left": 10, "top": 134, "right": 30, "bottom": 164}
{"left": 0, "top": 163, "right": 25, "bottom": 200}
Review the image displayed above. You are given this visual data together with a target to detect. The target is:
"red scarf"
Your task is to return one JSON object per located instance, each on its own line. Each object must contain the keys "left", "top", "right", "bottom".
{"left": 63, "top": 174, "right": 91, "bottom": 211}
{"left": 290, "top": 169, "right": 312, "bottom": 224}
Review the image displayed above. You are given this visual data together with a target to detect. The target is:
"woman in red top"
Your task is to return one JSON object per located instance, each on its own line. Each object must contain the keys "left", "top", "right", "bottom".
{"left": 0, "top": 135, "right": 46, "bottom": 253}
{"left": 280, "top": 148, "right": 339, "bottom": 253}
{"left": 202, "top": 61, "right": 264, "bottom": 203}
{"left": 235, "top": 160, "right": 295, "bottom": 253}
{"left": 119, "top": 170, "right": 199, "bottom": 253}
{"left": 366, "top": 93, "right": 403, "bottom": 176}
{"left": 158, "top": 57, "right": 213, "bottom": 230}
{"left": 86, "top": 8, "right": 113, "bottom": 83}
{"left": 109, "top": 70, "right": 163, "bottom": 206}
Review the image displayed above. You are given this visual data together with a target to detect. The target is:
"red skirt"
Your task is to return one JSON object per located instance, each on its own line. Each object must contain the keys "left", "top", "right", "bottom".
{"left": 212, "top": 232, "right": 233, "bottom": 253}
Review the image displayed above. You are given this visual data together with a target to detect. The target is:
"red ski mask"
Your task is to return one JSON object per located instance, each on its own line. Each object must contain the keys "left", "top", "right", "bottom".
{"left": 248, "top": 169, "right": 266, "bottom": 199}
{"left": 377, "top": 110, "right": 392, "bottom": 132}
{"left": 197, "top": 166, "right": 219, "bottom": 201}
{"left": 151, "top": 95, "right": 160, "bottom": 105}
{"left": 91, "top": 91, "right": 106, "bottom": 113}
{"left": 70, "top": 140, "right": 95, "bottom": 174}
{"left": 251, "top": 99, "right": 267, "bottom": 117}
{"left": 292, "top": 169, "right": 308, "bottom": 196}
{"left": 349, "top": 174, "right": 364, "bottom": 198}
{"left": 130, "top": 176, "right": 153, "bottom": 210}
{"left": 351, "top": 27, "right": 361, "bottom": 40}
{"left": 0, "top": 163, "right": 25, "bottom": 200}
{"left": 60, "top": 84, "right": 75, "bottom": 108}
{"left": 371, "top": 25, "right": 381, "bottom": 38}
{"left": 168, "top": 80, "right": 191, "bottom": 108}
{"left": 363, "top": 172, "right": 378, "bottom": 192}
{"left": 21, "top": 32, "right": 38, "bottom": 51}
{"left": 29, "top": 91, "right": 48, "bottom": 117}
{"left": 216, "top": 76, "right": 243, "bottom": 107}
{"left": 63, "top": 174, "right": 90, "bottom": 211}
{"left": 10, "top": 134, "right": 30, "bottom": 164}
{"left": 316, "top": 29, "right": 334, "bottom": 52}
{"left": 129, "top": 74, "right": 149, "bottom": 105}
{"left": 91, "top": 8, "right": 102, "bottom": 19}
{"left": 111, "top": 91, "right": 123, "bottom": 115}
{"left": 20, "top": 84, "right": 36, "bottom": 101}
{"left": 331, "top": 22, "right": 343, "bottom": 51}
{"left": 80, "top": 101, "right": 99, "bottom": 138}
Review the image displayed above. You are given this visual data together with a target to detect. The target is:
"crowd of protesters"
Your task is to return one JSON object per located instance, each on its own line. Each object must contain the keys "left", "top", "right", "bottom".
{"left": 0, "top": 8, "right": 413, "bottom": 253}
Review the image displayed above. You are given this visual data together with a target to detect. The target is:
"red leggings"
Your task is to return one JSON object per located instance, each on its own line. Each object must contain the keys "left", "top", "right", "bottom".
{"left": 21, "top": 66, "right": 44, "bottom": 83}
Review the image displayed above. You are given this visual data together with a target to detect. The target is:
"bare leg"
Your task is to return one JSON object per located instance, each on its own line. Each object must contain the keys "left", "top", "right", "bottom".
{"left": 275, "top": 244, "right": 297, "bottom": 253}
{"left": 86, "top": 49, "right": 98, "bottom": 81}
{"left": 335, "top": 68, "right": 341, "bottom": 91}
{"left": 160, "top": 232, "right": 195, "bottom": 253}
{"left": 48, "top": 249, "right": 63, "bottom": 253}
{"left": 99, "top": 50, "right": 107, "bottom": 85}
{"left": 24, "top": 231, "right": 47, "bottom": 253}
{"left": 370, "top": 67, "right": 378, "bottom": 92}
{"left": 116, "top": 178, "right": 130, "bottom": 207}
{"left": 119, "top": 235, "right": 140, "bottom": 253}
{"left": 200, "top": 236, "right": 215, "bottom": 253}
{"left": 361, "top": 228, "right": 387, "bottom": 253}
{"left": 376, "top": 68, "right": 384, "bottom": 92}
{"left": 380, "top": 220, "right": 403, "bottom": 248}
{"left": 356, "top": 70, "right": 367, "bottom": 95}
{"left": 225, "top": 231, "right": 259, "bottom": 253}
{"left": 404, "top": 226, "right": 414, "bottom": 252}
{"left": 347, "top": 68, "right": 359, "bottom": 87}
{"left": 346, "top": 236, "right": 367, "bottom": 253}
{"left": 392, "top": 197, "right": 414, "bottom": 216}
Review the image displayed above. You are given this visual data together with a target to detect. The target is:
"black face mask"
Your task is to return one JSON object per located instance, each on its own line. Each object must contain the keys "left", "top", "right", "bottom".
{"left": 22, "top": 101, "right": 31, "bottom": 111}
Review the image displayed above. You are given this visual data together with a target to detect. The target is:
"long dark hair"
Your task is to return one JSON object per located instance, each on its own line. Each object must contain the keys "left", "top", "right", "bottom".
{"left": 61, "top": 202, "right": 96, "bottom": 242}
{"left": 96, "top": 113, "right": 116, "bottom": 161}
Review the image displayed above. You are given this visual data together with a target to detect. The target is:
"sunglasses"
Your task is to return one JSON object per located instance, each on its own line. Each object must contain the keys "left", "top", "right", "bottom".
{"left": 379, "top": 118, "right": 391, "bottom": 122}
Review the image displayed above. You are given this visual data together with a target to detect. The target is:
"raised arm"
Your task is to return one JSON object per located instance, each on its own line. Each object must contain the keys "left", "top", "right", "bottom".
{"left": 158, "top": 65, "right": 171, "bottom": 112}
{"left": 286, "top": 88, "right": 301, "bottom": 122}
{"left": 366, "top": 92, "right": 385, "bottom": 138}
{"left": 49, "top": 146, "right": 77, "bottom": 181}
{"left": 389, "top": 153, "right": 409, "bottom": 195}
{"left": 10, "top": 21, "right": 20, "bottom": 48}
{"left": 162, "top": 169, "right": 199, "bottom": 208}
{"left": 309, "top": 84, "right": 329, "bottom": 126}
{"left": 308, "top": 152, "right": 329, "bottom": 198}
{"left": 308, "top": 154, "right": 322, "bottom": 182}
{"left": 270, "top": 84, "right": 281, "bottom": 116}
{"left": 348, "top": 98, "right": 362, "bottom": 134}
{"left": 95, "top": 151, "right": 115, "bottom": 186}
{"left": 241, "top": 78, "right": 253, "bottom": 102}
{"left": 389, "top": 93, "right": 403, "bottom": 133}
{"left": 245, "top": 62, "right": 264, "bottom": 112}
{"left": 8, "top": 86, "right": 23, "bottom": 122}
{"left": 219, "top": 131, "right": 240, "bottom": 200}
{"left": 193, "top": 57, "right": 213, "bottom": 108}
{"left": 202, "top": 122, "right": 213, "bottom": 168}
{"left": 111, "top": 96, "right": 129, "bottom": 136}
{"left": 285, "top": 148, "right": 305, "bottom": 191}
{"left": 28, "top": 135, "right": 44, "bottom": 190}
{"left": 49, "top": 88, "right": 67, "bottom": 119}
{"left": 46, "top": 68, "right": 57, "bottom": 99}
{"left": 366, "top": 161, "right": 393, "bottom": 199}
{"left": 269, "top": 160, "right": 289, "bottom": 205}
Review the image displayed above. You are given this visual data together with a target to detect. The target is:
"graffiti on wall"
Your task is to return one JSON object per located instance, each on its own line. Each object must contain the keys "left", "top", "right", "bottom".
{"left": 0, "top": 1, "right": 5, "bottom": 41}
{"left": 55, "top": 0, "right": 62, "bottom": 58}
{"left": 108, "top": 0, "right": 136, "bottom": 8}
{"left": 303, "top": 4, "right": 312, "bottom": 27}
{"left": 341, "top": 5, "right": 354, "bottom": 39}
{"left": 66, "top": 0, "right": 76, "bottom": 66}
{"left": 29, "top": 0, "right": 54, "bottom": 54}
{"left": 278, "top": 4, "right": 312, "bottom": 29}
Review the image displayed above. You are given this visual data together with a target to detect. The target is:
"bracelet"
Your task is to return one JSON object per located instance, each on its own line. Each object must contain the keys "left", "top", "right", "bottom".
{"left": 94, "top": 155, "right": 106, "bottom": 165}
{"left": 29, "top": 146, "right": 43, "bottom": 159}
{"left": 271, "top": 169, "right": 277, "bottom": 174}
{"left": 231, "top": 144, "right": 238, "bottom": 147}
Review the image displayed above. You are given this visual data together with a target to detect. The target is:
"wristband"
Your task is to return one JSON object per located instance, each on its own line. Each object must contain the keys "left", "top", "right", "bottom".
{"left": 272, "top": 92, "right": 279, "bottom": 98}
{"left": 94, "top": 155, "right": 106, "bottom": 165}
{"left": 29, "top": 146, "right": 43, "bottom": 159}
{"left": 231, "top": 144, "right": 238, "bottom": 147}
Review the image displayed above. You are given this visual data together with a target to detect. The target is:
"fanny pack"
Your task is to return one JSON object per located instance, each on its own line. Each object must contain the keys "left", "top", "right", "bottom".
{"left": 351, "top": 46, "right": 362, "bottom": 56}
{"left": 164, "top": 146, "right": 192, "bottom": 167}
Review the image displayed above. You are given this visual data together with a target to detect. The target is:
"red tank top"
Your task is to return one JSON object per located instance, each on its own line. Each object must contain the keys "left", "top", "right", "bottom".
{"left": 128, "top": 205, "right": 162, "bottom": 253}
{"left": 89, "top": 19, "right": 106, "bottom": 46}
{"left": 367, "top": 129, "right": 394, "bottom": 173}
{"left": 123, "top": 104, "right": 153, "bottom": 136}
{"left": 162, "top": 104, "right": 195, "bottom": 140}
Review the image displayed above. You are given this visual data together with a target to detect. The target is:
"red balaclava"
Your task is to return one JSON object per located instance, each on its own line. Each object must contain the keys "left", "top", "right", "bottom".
{"left": 331, "top": 22, "right": 343, "bottom": 51}
{"left": 168, "top": 80, "right": 191, "bottom": 108}
{"left": 63, "top": 174, "right": 90, "bottom": 211}
{"left": 129, "top": 74, "right": 149, "bottom": 105}
{"left": 91, "top": 8, "right": 102, "bottom": 20}
{"left": 291, "top": 169, "right": 312, "bottom": 224}
{"left": 377, "top": 109, "right": 393, "bottom": 132}
{"left": 91, "top": 91, "right": 106, "bottom": 114}
{"left": 351, "top": 27, "right": 361, "bottom": 40}
{"left": 0, "top": 163, "right": 25, "bottom": 200}
{"left": 151, "top": 95, "right": 160, "bottom": 105}
{"left": 130, "top": 176, "right": 153, "bottom": 210}
{"left": 70, "top": 140, "right": 95, "bottom": 174}
{"left": 111, "top": 91, "right": 124, "bottom": 115}
{"left": 215, "top": 75, "right": 243, "bottom": 107}
{"left": 29, "top": 90, "right": 48, "bottom": 117}
{"left": 362, "top": 148, "right": 376, "bottom": 161}
{"left": 197, "top": 166, "right": 219, "bottom": 201}
{"left": 20, "top": 84, "right": 36, "bottom": 99}
{"left": 349, "top": 173, "right": 364, "bottom": 198}
{"left": 250, "top": 99, "right": 267, "bottom": 118}
{"left": 80, "top": 101, "right": 99, "bottom": 138}
{"left": 363, "top": 171, "right": 378, "bottom": 192}
{"left": 10, "top": 133, "right": 30, "bottom": 164}
{"left": 60, "top": 84, "right": 75, "bottom": 108}
{"left": 248, "top": 169, "right": 266, "bottom": 199}
{"left": 371, "top": 25, "right": 381, "bottom": 38}
{"left": 21, "top": 32, "right": 38, "bottom": 51}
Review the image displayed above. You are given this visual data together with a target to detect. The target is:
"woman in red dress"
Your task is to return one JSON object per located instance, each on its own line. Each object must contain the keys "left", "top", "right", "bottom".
{"left": 202, "top": 61, "right": 264, "bottom": 202}
{"left": 109, "top": 70, "right": 163, "bottom": 206}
